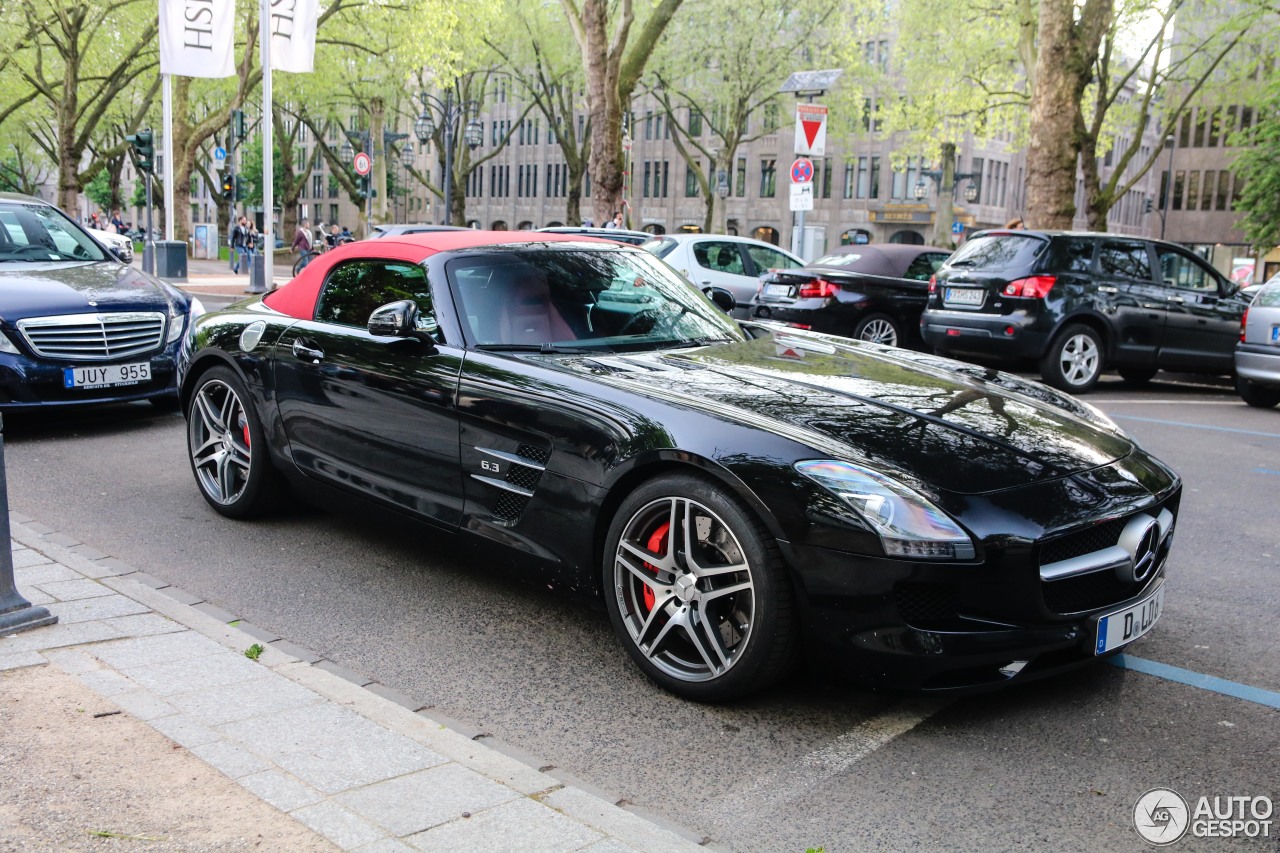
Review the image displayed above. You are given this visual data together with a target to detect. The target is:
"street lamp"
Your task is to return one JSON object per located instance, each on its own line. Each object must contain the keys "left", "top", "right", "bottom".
{"left": 416, "top": 88, "right": 483, "bottom": 226}
{"left": 716, "top": 168, "right": 730, "bottom": 235}
{"left": 400, "top": 142, "right": 414, "bottom": 221}
{"left": 915, "top": 173, "right": 980, "bottom": 203}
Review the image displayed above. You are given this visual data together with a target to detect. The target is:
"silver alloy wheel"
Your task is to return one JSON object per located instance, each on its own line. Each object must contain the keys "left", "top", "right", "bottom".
{"left": 1057, "top": 332, "right": 1100, "bottom": 386}
{"left": 858, "top": 317, "right": 898, "bottom": 346}
{"left": 188, "top": 379, "right": 252, "bottom": 506}
{"left": 613, "top": 496, "right": 756, "bottom": 683}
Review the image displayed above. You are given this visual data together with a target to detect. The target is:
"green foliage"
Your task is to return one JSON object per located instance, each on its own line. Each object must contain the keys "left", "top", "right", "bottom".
{"left": 85, "top": 169, "right": 114, "bottom": 211}
{"left": 237, "top": 136, "right": 286, "bottom": 208}
{"left": 1232, "top": 101, "right": 1280, "bottom": 253}
{"left": 244, "top": 643, "right": 265, "bottom": 661}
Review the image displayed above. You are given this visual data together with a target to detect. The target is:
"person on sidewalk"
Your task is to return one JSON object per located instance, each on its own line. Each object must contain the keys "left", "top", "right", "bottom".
{"left": 293, "top": 218, "right": 313, "bottom": 269}
{"left": 246, "top": 223, "right": 260, "bottom": 273}
{"left": 229, "top": 217, "right": 248, "bottom": 274}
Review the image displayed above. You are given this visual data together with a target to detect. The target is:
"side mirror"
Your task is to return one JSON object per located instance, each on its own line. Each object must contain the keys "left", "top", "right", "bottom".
{"left": 705, "top": 286, "right": 735, "bottom": 314}
{"left": 368, "top": 299, "right": 437, "bottom": 346}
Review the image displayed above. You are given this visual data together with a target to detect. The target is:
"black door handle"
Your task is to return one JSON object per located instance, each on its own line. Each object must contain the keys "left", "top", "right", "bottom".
{"left": 292, "top": 339, "right": 324, "bottom": 362}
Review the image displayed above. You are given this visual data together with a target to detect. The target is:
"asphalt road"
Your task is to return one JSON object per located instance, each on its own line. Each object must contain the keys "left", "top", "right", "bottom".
{"left": 5, "top": 371, "right": 1278, "bottom": 852}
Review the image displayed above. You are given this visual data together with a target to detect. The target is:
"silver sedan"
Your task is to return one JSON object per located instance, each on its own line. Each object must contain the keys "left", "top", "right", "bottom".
{"left": 1235, "top": 274, "right": 1280, "bottom": 407}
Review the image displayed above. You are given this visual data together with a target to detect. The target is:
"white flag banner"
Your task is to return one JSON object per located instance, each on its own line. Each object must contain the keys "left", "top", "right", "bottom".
{"left": 270, "top": 0, "right": 318, "bottom": 74}
{"left": 159, "top": 0, "right": 236, "bottom": 78}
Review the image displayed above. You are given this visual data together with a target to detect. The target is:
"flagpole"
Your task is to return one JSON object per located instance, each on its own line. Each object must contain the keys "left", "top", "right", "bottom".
{"left": 162, "top": 73, "right": 174, "bottom": 241}
{"left": 251, "top": 0, "right": 273, "bottom": 293}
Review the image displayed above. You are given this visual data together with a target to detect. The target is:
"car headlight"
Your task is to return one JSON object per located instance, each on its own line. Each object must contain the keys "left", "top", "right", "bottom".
{"left": 167, "top": 297, "right": 206, "bottom": 343}
{"left": 795, "top": 460, "right": 976, "bottom": 560}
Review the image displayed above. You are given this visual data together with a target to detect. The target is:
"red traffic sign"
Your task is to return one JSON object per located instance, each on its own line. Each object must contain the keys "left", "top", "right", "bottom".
{"left": 790, "top": 158, "right": 814, "bottom": 184}
{"left": 353, "top": 151, "right": 372, "bottom": 176}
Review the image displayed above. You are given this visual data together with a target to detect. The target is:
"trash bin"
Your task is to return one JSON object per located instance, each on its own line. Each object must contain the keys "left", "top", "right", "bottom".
{"left": 155, "top": 241, "right": 188, "bottom": 281}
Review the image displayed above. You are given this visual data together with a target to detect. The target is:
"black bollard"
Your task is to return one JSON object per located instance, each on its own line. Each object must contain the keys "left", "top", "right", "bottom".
{"left": 0, "top": 413, "right": 56, "bottom": 634}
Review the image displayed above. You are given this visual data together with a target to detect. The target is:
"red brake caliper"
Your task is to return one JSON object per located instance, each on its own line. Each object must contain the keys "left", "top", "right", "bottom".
{"left": 238, "top": 413, "right": 250, "bottom": 448}
{"left": 641, "top": 522, "right": 670, "bottom": 612}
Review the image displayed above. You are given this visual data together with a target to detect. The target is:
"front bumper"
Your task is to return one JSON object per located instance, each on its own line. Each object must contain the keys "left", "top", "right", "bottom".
{"left": 779, "top": 538, "right": 1167, "bottom": 692}
{"left": 0, "top": 348, "right": 180, "bottom": 408}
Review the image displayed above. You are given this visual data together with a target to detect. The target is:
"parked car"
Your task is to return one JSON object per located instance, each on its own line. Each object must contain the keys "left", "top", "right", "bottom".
{"left": 179, "top": 230, "right": 1180, "bottom": 700}
{"left": 0, "top": 193, "right": 203, "bottom": 409}
{"left": 749, "top": 244, "right": 951, "bottom": 348}
{"left": 370, "top": 224, "right": 470, "bottom": 239}
{"left": 535, "top": 226, "right": 652, "bottom": 246}
{"left": 641, "top": 233, "right": 804, "bottom": 316}
{"left": 87, "top": 226, "right": 134, "bottom": 264}
{"left": 1235, "top": 273, "right": 1280, "bottom": 407}
{"left": 921, "top": 229, "right": 1252, "bottom": 392}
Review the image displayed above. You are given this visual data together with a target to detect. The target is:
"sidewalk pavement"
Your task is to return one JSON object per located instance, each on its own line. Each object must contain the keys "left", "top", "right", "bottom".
{"left": 0, "top": 514, "right": 708, "bottom": 853}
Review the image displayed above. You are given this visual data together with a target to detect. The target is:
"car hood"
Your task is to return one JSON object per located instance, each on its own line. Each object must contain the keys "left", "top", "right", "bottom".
{"left": 548, "top": 329, "right": 1135, "bottom": 495}
{"left": 0, "top": 261, "right": 174, "bottom": 321}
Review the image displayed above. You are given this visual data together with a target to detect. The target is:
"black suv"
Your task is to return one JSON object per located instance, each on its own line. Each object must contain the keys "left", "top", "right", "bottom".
{"left": 921, "top": 230, "right": 1251, "bottom": 392}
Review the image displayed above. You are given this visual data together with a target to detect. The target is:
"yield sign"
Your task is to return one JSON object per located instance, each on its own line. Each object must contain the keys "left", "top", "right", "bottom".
{"left": 794, "top": 104, "right": 828, "bottom": 157}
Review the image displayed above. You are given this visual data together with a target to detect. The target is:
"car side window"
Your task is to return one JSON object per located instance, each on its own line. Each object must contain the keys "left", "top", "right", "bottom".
{"left": 904, "top": 253, "right": 948, "bottom": 281}
{"left": 1157, "top": 249, "right": 1218, "bottom": 293}
{"left": 315, "top": 260, "right": 441, "bottom": 339}
{"left": 693, "top": 241, "right": 746, "bottom": 275}
{"left": 1045, "top": 237, "right": 1095, "bottom": 273}
{"left": 746, "top": 245, "right": 802, "bottom": 273}
{"left": 1098, "top": 241, "right": 1152, "bottom": 281}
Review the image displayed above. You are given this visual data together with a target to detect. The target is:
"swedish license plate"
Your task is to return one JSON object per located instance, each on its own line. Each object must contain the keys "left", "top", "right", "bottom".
{"left": 764, "top": 283, "right": 792, "bottom": 298}
{"left": 944, "top": 287, "right": 985, "bottom": 306}
{"left": 63, "top": 362, "right": 151, "bottom": 389}
{"left": 1094, "top": 582, "right": 1164, "bottom": 655}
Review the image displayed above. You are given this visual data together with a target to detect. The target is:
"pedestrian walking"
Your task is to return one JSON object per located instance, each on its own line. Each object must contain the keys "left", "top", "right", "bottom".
{"left": 246, "top": 222, "right": 260, "bottom": 271}
{"left": 229, "top": 216, "right": 248, "bottom": 274}
{"left": 293, "top": 218, "right": 313, "bottom": 270}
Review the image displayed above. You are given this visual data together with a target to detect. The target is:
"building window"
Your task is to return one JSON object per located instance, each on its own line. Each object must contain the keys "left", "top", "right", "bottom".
{"left": 1201, "top": 170, "right": 1215, "bottom": 210}
{"left": 862, "top": 98, "right": 871, "bottom": 132}
{"left": 1207, "top": 108, "right": 1221, "bottom": 146}
{"left": 1193, "top": 110, "right": 1206, "bottom": 147}
{"left": 891, "top": 162, "right": 905, "bottom": 199}
{"left": 1216, "top": 170, "right": 1230, "bottom": 210}
{"left": 870, "top": 157, "right": 880, "bottom": 199}
{"left": 660, "top": 160, "right": 669, "bottom": 198}
{"left": 843, "top": 162, "right": 854, "bottom": 199}
{"left": 1172, "top": 171, "right": 1185, "bottom": 210}
{"left": 1186, "top": 171, "right": 1200, "bottom": 211}
{"left": 736, "top": 157, "right": 746, "bottom": 197}
{"left": 643, "top": 162, "right": 651, "bottom": 198}
{"left": 1179, "top": 113, "right": 1192, "bottom": 148}
{"left": 759, "top": 159, "right": 776, "bottom": 198}
{"left": 821, "top": 158, "right": 832, "bottom": 199}
{"left": 645, "top": 111, "right": 653, "bottom": 140}
{"left": 689, "top": 109, "right": 702, "bottom": 137}
{"left": 685, "top": 164, "right": 699, "bottom": 197}
{"left": 855, "top": 157, "right": 868, "bottom": 198}
{"left": 329, "top": 203, "right": 338, "bottom": 224}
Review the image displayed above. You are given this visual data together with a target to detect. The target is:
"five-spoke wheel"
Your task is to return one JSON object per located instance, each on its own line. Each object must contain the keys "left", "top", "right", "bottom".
{"left": 186, "top": 367, "right": 283, "bottom": 518}
{"left": 604, "top": 474, "right": 795, "bottom": 701}
{"left": 1040, "top": 323, "right": 1103, "bottom": 392}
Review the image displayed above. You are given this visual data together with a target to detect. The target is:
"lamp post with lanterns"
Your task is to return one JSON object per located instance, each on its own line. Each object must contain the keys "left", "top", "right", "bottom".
{"left": 414, "top": 89, "right": 483, "bottom": 226}
{"left": 399, "top": 142, "right": 414, "bottom": 221}
{"left": 913, "top": 141, "right": 980, "bottom": 245}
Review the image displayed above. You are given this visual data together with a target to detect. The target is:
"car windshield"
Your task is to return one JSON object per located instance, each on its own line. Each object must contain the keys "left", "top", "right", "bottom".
{"left": 446, "top": 247, "right": 745, "bottom": 353}
{"left": 640, "top": 237, "right": 677, "bottom": 259}
{"left": 945, "top": 233, "right": 1046, "bottom": 273}
{"left": 0, "top": 201, "right": 108, "bottom": 263}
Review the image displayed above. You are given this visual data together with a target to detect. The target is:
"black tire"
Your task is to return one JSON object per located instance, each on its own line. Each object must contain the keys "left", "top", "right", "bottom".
{"left": 852, "top": 312, "right": 901, "bottom": 347}
{"left": 602, "top": 472, "right": 797, "bottom": 702}
{"left": 1117, "top": 367, "right": 1157, "bottom": 386}
{"left": 185, "top": 366, "right": 285, "bottom": 518}
{"left": 1039, "top": 323, "right": 1104, "bottom": 393}
{"left": 1236, "top": 376, "right": 1280, "bottom": 409}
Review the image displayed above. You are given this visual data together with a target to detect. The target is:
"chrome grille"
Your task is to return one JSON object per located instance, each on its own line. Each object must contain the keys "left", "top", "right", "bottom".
{"left": 17, "top": 312, "right": 166, "bottom": 360}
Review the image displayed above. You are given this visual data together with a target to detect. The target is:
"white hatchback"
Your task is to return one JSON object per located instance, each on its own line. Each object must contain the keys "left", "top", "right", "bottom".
{"left": 641, "top": 234, "right": 803, "bottom": 316}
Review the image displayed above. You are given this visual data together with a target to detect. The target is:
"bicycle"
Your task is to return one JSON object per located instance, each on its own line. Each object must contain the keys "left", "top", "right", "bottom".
{"left": 292, "top": 245, "right": 324, "bottom": 276}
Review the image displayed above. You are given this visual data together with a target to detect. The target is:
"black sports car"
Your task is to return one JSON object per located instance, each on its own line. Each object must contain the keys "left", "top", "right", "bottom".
{"left": 750, "top": 243, "right": 951, "bottom": 349}
{"left": 179, "top": 231, "right": 1180, "bottom": 701}
{"left": 0, "top": 193, "right": 203, "bottom": 409}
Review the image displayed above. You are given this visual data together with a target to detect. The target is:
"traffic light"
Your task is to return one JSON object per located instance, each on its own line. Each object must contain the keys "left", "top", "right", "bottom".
{"left": 1144, "top": 198, "right": 1154, "bottom": 214}
{"left": 235, "top": 176, "right": 246, "bottom": 202}
{"left": 222, "top": 174, "right": 235, "bottom": 201}
{"left": 231, "top": 109, "right": 246, "bottom": 143}
{"left": 126, "top": 129, "right": 155, "bottom": 174}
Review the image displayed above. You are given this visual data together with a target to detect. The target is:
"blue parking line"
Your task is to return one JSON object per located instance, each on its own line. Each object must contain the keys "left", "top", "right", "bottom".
{"left": 1111, "top": 414, "right": 1280, "bottom": 440}
{"left": 1108, "top": 654, "right": 1280, "bottom": 710}
{"left": 1254, "top": 467, "right": 1280, "bottom": 476}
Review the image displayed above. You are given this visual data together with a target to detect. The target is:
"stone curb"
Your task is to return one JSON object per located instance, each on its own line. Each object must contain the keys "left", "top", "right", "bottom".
{"left": 6, "top": 517, "right": 714, "bottom": 852}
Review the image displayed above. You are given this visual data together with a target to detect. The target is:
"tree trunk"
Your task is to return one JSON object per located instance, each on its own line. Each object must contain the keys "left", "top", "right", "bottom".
{"left": 1025, "top": 0, "right": 1112, "bottom": 229}
{"left": 580, "top": 1, "right": 624, "bottom": 225}
{"left": 1080, "top": 140, "right": 1107, "bottom": 231}
{"left": 370, "top": 98, "right": 389, "bottom": 224}
{"left": 171, "top": 79, "right": 194, "bottom": 246}
{"left": 931, "top": 142, "right": 958, "bottom": 246}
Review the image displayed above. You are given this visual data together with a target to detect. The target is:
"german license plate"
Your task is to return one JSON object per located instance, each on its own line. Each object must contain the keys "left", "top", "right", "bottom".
{"left": 764, "top": 283, "right": 792, "bottom": 298}
{"left": 944, "top": 287, "right": 985, "bottom": 307}
{"left": 1094, "top": 582, "right": 1164, "bottom": 655}
{"left": 63, "top": 362, "right": 151, "bottom": 389}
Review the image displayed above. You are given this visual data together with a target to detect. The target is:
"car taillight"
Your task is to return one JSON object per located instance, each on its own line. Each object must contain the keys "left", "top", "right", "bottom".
{"left": 1002, "top": 275, "right": 1057, "bottom": 298}
{"left": 798, "top": 279, "right": 840, "bottom": 299}
{"left": 928, "top": 275, "right": 936, "bottom": 294}
{"left": 1240, "top": 307, "right": 1249, "bottom": 342}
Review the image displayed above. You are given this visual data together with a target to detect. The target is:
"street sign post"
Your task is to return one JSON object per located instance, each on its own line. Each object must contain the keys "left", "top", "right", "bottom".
{"left": 790, "top": 158, "right": 814, "bottom": 184}
{"left": 213, "top": 146, "right": 227, "bottom": 171}
{"left": 353, "top": 151, "right": 372, "bottom": 176}
{"left": 952, "top": 220, "right": 965, "bottom": 235}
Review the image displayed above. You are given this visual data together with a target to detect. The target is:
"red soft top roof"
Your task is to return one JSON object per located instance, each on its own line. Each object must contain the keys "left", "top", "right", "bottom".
{"left": 262, "top": 230, "right": 591, "bottom": 320}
